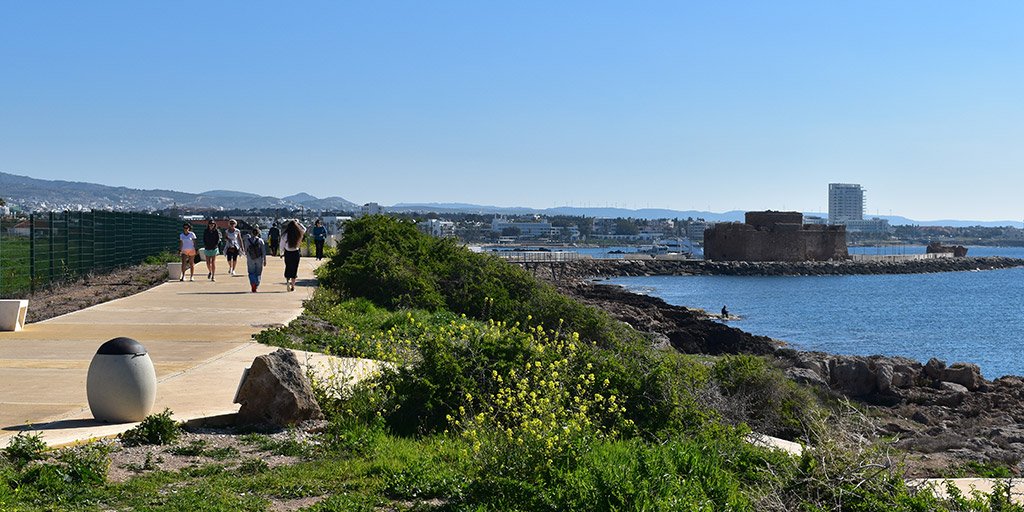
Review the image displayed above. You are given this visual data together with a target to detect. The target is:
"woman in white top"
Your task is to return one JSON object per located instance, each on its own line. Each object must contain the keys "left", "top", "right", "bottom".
{"left": 281, "top": 219, "right": 306, "bottom": 291}
{"left": 223, "top": 219, "right": 244, "bottom": 276}
{"left": 178, "top": 222, "right": 197, "bottom": 281}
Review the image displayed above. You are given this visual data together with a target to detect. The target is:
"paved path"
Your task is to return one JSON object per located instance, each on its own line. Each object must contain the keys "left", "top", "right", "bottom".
{"left": 0, "top": 257, "right": 378, "bottom": 447}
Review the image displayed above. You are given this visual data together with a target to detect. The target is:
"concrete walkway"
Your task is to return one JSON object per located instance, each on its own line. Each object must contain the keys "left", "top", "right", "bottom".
{"left": 0, "top": 257, "right": 378, "bottom": 447}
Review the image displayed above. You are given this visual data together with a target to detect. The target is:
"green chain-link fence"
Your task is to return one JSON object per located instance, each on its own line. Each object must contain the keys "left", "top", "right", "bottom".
{"left": 0, "top": 211, "right": 181, "bottom": 297}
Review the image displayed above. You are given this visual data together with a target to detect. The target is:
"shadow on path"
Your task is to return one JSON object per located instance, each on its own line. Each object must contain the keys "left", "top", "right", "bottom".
{"left": 3, "top": 418, "right": 121, "bottom": 432}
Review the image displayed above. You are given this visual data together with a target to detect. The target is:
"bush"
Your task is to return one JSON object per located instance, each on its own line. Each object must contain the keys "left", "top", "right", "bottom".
{"left": 3, "top": 432, "right": 47, "bottom": 469}
{"left": 119, "top": 409, "right": 182, "bottom": 447}
{"left": 15, "top": 443, "right": 111, "bottom": 505}
{"left": 319, "top": 215, "right": 626, "bottom": 344}
{"left": 711, "top": 355, "right": 815, "bottom": 438}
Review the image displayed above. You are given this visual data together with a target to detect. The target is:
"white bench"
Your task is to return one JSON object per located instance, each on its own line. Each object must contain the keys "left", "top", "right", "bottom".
{"left": 0, "top": 300, "right": 29, "bottom": 332}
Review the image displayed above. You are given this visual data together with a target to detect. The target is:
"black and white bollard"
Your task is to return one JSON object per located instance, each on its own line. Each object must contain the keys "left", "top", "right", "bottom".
{"left": 86, "top": 337, "right": 157, "bottom": 422}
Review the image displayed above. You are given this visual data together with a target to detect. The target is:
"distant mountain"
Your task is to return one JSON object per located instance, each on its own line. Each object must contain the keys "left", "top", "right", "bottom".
{"left": 390, "top": 203, "right": 747, "bottom": 222}
{"left": 0, "top": 172, "right": 356, "bottom": 213}
{"left": 200, "top": 190, "right": 263, "bottom": 199}
{"left": 387, "top": 202, "right": 1023, "bottom": 227}
{"left": 282, "top": 193, "right": 319, "bottom": 203}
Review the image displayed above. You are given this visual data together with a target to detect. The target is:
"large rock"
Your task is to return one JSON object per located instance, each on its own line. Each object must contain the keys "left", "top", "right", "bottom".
{"left": 829, "top": 358, "right": 877, "bottom": 396}
{"left": 924, "top": 358, "right": 946, "bottom": 380}
{"left": 235, "top": 349, "right": 323, "bottom": 428}
{"left": 942, "top": 363, "right": 984, "bottom": 391}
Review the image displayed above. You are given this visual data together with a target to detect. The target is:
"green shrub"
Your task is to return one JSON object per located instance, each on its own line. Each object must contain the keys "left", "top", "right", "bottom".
{"left": 711, "top": 355, "right": 815, "bottom": 438}
{"left": 319, "top": 215, "right": 626, "bottom": 344}
{"left": 143, "top": 251, "right": 180, "bottom": 264}
{"left": 15, "top": 443, "right": 111, "bottom": 505}
{"left": 119, "top": 409, "right": 182, "bottom": 447}
{"left": 3, "top": 432, "right": 47, "bottom": 469}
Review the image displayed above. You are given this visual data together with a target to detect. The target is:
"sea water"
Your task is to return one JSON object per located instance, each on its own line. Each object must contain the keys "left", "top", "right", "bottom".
{"left": 608, "top": 246, "right": 1024, "bottom": 379}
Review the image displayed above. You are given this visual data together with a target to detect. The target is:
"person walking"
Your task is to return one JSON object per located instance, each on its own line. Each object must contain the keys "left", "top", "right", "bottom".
{"left": 268, "top": 222, "right": 281, "bottom": 257}
{"left": 178, "top": 222, "right": 197, "bottom": 282}
{"left": 244, "top": 227, "right": 267, "bottom": 292}
{"left": 312, "top": 219, "right": 328, "bottom": 260}
{"left": 223, "top": 219, "right": 243, "bottom": 276}
{"left": 202, "top": 219, "right": 221, "bottom": 281}
{"left": 281, "top": 219, "right": 306, "bottom": 292}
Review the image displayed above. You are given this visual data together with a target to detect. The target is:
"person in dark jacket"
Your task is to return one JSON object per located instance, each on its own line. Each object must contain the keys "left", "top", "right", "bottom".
{"left": 268, "top": 222, "right": 281, "bottom": 257}
{"left": 202, "top": 219, "right": 221, "bottom": 281}
{"left": 312, "top": 219, "right": 328, "bottom": 260}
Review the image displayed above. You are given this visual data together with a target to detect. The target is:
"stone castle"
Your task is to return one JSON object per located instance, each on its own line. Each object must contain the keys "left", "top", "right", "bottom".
{"left": 704, "top": 211, "right": 848, "bottom": 262}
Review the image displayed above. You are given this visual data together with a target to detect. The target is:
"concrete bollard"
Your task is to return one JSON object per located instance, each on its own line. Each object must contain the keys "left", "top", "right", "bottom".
{"left": 0, "top": 300, "right": 29, "bottom": 331}
{"left": 167, "top": 262, "right": 182, "bottom": 281}
{"left": 86, "top": 337, "right": 157, "bottom": 422}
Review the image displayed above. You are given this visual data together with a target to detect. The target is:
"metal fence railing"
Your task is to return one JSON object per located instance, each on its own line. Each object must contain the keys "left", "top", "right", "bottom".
{"left": 0, "top": 211, "right": 182, "bottom": 297}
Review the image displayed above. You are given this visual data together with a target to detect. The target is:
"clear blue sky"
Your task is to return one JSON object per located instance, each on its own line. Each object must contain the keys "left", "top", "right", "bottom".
{"left": 3, "top": 1, "right": 1024, "bottom": 221}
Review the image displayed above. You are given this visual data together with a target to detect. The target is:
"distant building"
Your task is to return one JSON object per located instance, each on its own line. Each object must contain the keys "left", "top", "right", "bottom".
{"left": 828, "top": 183, "right": 865, "bottom": 224}
{"left": 684, "top": 221, "right": 709, "bottom": 241}
{"left": 803, "top": 215, "right": 828, "bottom": 225}
{"left": 844, "top": 217, "right": 891, "bottom": 234}
{"left": 704, "top": 211, "right": 847, "bottom": 262}
{"left": 359, "top": 203, "right": 382, "bottom": 217}
{"left": 419, "top": 219, "right": 456, "bottom": 238}
{"left": 490, "top": 216, "right": 556, "bottom": 238}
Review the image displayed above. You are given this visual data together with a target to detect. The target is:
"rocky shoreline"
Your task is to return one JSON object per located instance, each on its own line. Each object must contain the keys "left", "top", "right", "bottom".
{"left": 556, "top": 256, "right": 1024, "bottom": 280}
{"left": 550, "top": 263, "right": 1024, "bottom": 477}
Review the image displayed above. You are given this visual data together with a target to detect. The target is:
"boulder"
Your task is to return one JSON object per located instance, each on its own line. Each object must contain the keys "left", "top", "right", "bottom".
{"left": 938, "top": 381, "right": 969, "bottom": 394}
{"left": 942, "top": 363, "right": 984, "bottom": 391}
{"left": 235, "top": 349, "right": 323, "bottom": 428}
{"left": 786, "top": 367, "right": 827, "bottom": 387}
{"left": 876, "top": 363, "right": 894, "bottom": 393}
{"left": 924, "top": 358, "right": 946, "bottom": 380}
{"left": 829, "top": 358, "right": 877, "bottom": 396}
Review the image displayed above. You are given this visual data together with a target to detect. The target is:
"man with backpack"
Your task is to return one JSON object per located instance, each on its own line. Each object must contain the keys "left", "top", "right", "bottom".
{"left": 244, "top": 227, "right": 268, "bottom": 293}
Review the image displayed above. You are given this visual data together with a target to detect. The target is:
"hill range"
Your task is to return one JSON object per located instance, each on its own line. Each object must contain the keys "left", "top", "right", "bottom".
{"left": 1, "top": 171, "right": 1020, "bottom": 228}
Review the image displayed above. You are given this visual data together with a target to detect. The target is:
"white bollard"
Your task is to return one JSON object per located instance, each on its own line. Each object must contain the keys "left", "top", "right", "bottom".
{"left": 87, "top": 337, "right": 157, "bottom": 422}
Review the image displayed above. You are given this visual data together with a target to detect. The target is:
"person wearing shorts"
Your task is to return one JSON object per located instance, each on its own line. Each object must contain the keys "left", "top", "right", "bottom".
{"left": 178, "top": 222, "right": 197, "bottom": 282}
{"left": 223, "top": 219, "right": 243, "bottom": 276}
{"left": 202, "top": 220, "right": 221, "bottom": 281}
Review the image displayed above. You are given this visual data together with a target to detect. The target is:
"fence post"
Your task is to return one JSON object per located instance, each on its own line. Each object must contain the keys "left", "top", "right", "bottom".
{"left": 64, "top": 211, "right": 70, "bottom": 282}
{"left": 48, "top": 211, "right": 54, "bottom": 288}
{"left": 29, "top": 213, "right": 35, "bottom": 294}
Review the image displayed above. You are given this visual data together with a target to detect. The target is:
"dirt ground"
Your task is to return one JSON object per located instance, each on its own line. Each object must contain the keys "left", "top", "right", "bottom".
{"left": 24, "top": 263, "right": 170, "bottom": 323}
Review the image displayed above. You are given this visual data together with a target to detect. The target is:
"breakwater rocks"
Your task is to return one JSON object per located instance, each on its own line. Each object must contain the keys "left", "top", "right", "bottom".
{"left": 558, "top": 256, "right": 1024, "bottom": 279}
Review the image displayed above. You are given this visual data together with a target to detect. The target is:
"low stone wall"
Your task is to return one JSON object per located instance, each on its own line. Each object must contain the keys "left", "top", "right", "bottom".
{"left": 556, "top": 256, "right": 1024, "bottom": 280}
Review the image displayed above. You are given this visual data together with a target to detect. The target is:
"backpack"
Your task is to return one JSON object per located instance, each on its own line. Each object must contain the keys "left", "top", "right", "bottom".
{"left": 247, "top": 238, "right": 264, "bottom": 260}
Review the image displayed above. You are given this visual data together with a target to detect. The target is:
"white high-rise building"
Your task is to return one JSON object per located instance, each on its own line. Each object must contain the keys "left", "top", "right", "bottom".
{"left": 828, "top": 183, "right": 865, "bottom": 224}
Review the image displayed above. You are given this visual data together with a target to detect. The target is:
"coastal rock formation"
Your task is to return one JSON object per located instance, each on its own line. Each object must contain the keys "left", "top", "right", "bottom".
{"left": 235, "top": 348, "right": 324, "bottom": 428}
{"left": 558, "top": 282, "right": 777, "bottom": 355}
